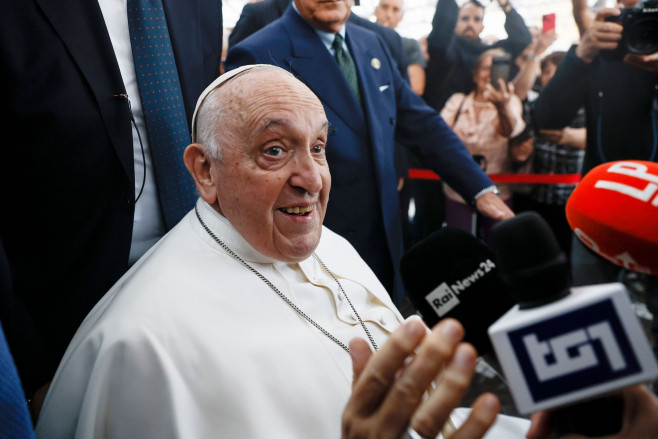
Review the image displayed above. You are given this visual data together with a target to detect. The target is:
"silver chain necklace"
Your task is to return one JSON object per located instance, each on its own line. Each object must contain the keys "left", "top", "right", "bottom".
{"left": 195, "top": 205, "right": 378, "bottom": 353}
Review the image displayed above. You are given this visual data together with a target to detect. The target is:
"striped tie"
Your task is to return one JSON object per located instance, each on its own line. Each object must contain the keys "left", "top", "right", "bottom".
{"left": 332, "top": 33, "right": 361, "bottom": 106}
{"left": 127, "top": 0, "right": 197, "bottom": 229}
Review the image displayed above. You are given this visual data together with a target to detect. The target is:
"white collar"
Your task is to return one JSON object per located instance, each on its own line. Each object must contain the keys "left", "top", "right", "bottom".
{"left": 194, "top": 199, "right": 281, "bottom": 265}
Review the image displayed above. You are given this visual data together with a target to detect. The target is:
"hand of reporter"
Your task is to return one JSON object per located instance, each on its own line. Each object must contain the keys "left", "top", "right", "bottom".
{"left": 526, "top": 384, "right": 658, "bottom": 439}
{"left": 342, "top": 318, "right": 500, "bottom": 439}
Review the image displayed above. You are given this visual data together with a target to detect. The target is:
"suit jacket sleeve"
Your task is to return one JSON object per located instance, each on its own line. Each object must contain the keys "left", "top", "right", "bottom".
{"left": 427, "top": 0, "right": 458, "bottom": 62}
{"left": 393, "top": 64, "right": 493, "bottom": 204}
{"left": 498, "top": 7, "right": 532, "bottom": 59}
{"left": 424, "top": 0, "right": 458, "bottom": 109}
{"left": 533, "top": 46, "right": 590, "bottom": 130}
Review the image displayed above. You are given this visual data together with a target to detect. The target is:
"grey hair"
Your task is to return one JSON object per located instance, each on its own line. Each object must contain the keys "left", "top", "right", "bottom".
{"left": 195, "top": 88, "right": 227, "bottom": 160}
{"left": 193, "top": 65, "right": 289, "bottom": 160}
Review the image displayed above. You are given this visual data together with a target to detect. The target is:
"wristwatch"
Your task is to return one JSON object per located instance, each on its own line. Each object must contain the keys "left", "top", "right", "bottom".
{"left": 474, "top": 185, "right": 501, "bottom": 202}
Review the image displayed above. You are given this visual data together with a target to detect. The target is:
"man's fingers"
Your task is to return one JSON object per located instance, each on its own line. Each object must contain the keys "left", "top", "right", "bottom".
{"left": 624, "top": 52, "right": 658, "bottom": 74}
{"left": 409, "top": 343, "right": 477, "bottom": 438}
{"left": 594, "top": 7, "right": 621, "bottom": 22}
{"left": 526, "top": 411, "right": 552, "bottom": 439}
{"left": 350, "top": 338, "right": 374, "bottom": 388}
{"left": 449, "top": 393, "right": 500, "bottom": 439}
{"left": 376, "top": 319, "right": 465, "bottom": 432}
{"left": 346, "top": 319, "right": 427, "bottom": 416}
{"left": 476, "top": 193, "right": 515, "bottom": 220}
{"left": 507, "top": 81, "right": 515, "bottom": 96}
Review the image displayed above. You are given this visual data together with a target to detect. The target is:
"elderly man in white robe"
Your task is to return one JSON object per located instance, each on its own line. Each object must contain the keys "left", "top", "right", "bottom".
{"left": 35, "top": 65, "right": 504, "bottom": 439}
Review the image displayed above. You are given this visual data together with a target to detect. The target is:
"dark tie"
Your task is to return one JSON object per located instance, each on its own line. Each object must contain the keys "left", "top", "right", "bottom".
{"left": 332, "top": 33, "right": 361, "bottom": 105}
{"left": 127, "top": 0, "right": 197, "bottom": 230}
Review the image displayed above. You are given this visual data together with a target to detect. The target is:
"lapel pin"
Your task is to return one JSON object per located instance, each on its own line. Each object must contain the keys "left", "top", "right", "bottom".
{"left": 371, "top": 58, "right": 381, "bottom": 70}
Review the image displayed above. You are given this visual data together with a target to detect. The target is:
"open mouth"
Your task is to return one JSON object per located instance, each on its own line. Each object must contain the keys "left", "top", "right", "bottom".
{"left": 279, "top": 206, "right": 314, "bottom": 216}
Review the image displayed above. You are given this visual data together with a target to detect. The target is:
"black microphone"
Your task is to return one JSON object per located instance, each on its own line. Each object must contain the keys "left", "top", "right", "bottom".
{"left": 400, "top": 227, "right": 515, "bottom": 355}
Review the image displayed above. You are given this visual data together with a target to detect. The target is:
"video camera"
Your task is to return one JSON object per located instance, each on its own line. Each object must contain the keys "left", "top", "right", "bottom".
{"left": 603, "top": 0, "right": 658, "bottom": 59}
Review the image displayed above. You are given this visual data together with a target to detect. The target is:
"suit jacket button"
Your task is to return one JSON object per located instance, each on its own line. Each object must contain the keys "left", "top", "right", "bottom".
{"left": 125, "top": 198, "right": 134, "bottom": 209}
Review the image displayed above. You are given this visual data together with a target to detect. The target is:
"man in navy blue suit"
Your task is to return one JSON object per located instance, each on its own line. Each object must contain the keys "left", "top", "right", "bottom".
{"left": 226, "top": 0, "right": 513, "bottom": 304}
{"left": 227, "top": 0, "right": 409, "bottom": 80}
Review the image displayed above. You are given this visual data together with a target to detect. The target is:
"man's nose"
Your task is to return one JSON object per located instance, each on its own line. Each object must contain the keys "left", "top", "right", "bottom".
{"left": 289, "top": 151, "right": 323, "bottom": 194}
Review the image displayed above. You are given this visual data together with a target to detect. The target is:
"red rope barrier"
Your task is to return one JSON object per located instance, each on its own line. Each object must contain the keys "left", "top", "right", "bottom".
{"left": 408, "top": 169, "right": 582, "bottom": 185}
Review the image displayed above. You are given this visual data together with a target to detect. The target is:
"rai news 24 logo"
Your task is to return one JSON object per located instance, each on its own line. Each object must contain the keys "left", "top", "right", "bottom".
{"left": 508, "top": 300, "right": 641, "bottom": 403}
{"left": 424, "top": 259, "right": 495, "bottom": 317}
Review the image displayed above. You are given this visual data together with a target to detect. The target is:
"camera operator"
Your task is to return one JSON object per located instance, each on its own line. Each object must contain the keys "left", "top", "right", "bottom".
{"left": 533, "top": 0, "right": 658, "bottom": 392}
{"left": 533, "top": 0, "right": 657, "bottom": 178}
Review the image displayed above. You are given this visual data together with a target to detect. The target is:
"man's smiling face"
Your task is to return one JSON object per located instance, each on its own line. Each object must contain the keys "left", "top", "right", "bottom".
{"left": 206, "top": 69, "right": 331, "bottom": 263}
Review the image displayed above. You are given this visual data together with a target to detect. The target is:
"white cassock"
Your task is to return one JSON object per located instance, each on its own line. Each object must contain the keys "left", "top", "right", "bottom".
{"left": 36, "top": 199, "right": 403, "bottom": 439}
{"left": 36, "top": 199, "right": 531, "bottom": 438}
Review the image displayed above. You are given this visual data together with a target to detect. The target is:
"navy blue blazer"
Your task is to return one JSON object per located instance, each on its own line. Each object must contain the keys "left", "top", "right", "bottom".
{"left": 228, "top": 0, "right": 408, "bottom": 80}
{"left": 226, "top": 7, "right": 491, "bottom": 301}
{"left": 0, "top": 0, "right": 222, "bottom": 394}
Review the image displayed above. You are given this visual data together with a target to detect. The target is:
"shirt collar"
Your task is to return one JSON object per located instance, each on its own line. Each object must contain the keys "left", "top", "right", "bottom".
{"left": 291, "top": 1, "right": 346, "bottom": 52}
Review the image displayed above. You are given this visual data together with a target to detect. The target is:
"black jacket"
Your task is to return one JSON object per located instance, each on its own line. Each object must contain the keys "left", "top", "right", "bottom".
{"left": 423, "top": 0, "right": 531, "bottom": 111}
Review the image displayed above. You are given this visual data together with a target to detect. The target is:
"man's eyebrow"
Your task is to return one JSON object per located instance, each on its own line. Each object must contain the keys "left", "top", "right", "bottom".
{"left": 255, "top": 118, "right": 331, "bottom": 135}
{"left": 257, "top": 118, "right": 294, "bottom": 133}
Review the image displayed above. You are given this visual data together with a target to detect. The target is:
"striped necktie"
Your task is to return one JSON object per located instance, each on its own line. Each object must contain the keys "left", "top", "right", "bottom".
{"left": 127, "top": 0, "right": 197, "bottom": 229}
{"left": 332, "top": 33, "right": 361, "bottom": 106}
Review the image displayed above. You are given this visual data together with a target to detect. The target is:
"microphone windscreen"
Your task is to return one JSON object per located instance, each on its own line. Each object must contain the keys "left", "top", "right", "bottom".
{"left": 490, "top": 212, "right": 570, "bottom": 308}
{"left": 400, "top": 227, "right": 514, "bottom": 354}
{"left": 566, "top": 160, "right": 658, "bottom": 275}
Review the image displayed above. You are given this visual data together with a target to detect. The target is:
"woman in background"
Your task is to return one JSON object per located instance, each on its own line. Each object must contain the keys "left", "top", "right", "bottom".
{"left": 441, "top": 48, "right": 528, "bottom": 245}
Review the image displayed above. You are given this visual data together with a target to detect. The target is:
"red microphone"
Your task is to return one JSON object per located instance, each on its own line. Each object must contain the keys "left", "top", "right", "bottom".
{"left": 566, "top": 160, "right": 658, "bottom": 275}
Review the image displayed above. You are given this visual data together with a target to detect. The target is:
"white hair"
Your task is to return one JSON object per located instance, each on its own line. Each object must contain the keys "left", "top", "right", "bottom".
{"left": 193, "top": 65, "right": 293, "bottom": 160}
{"left": 195, "top": 90, "right": 227, "bottom": 160}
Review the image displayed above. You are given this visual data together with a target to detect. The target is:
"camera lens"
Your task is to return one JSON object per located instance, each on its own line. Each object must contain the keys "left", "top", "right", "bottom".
{"left": 626, "top": 17, "right": 658, "bottom": 55}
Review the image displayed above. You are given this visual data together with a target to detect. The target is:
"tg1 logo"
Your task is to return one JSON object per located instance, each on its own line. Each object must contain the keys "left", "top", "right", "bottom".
{"left": 507, "top": 299, "right": 641, "bottom": 402}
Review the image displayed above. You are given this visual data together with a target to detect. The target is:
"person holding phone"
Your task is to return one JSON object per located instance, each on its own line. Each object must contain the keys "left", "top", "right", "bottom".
{"left": 440, "top": 48, "right": 528, "bottom": 245}
{"left": 424, "top": 0, "right": 532, "bottom": 112}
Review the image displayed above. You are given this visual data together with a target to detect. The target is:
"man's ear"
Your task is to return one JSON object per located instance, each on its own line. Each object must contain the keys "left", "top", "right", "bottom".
{"left": 184, "top": 144, "right": 218, "bottom": 204}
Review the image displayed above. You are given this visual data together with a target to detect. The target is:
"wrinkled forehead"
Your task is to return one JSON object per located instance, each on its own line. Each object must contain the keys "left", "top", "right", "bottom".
{"left": 223, "top": 70, "right": 324, "bottom": 127}
{"left": 192, "top": 65, "right": 307, "bottom": 142}
{"left": 196, "top": 67, "right": 327, "bottom": 152}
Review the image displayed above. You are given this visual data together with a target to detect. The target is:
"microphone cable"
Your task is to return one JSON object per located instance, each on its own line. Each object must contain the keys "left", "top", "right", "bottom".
{"left": 115, "top": 93, "right": 147, "bottom": 205}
